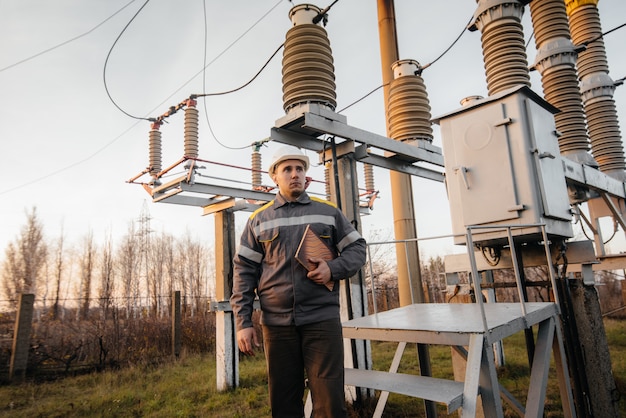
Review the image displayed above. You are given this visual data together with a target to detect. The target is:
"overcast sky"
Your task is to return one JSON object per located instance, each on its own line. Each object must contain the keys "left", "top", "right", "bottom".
{"left": 1, "top": 0, "right": 625, "bottom": 260}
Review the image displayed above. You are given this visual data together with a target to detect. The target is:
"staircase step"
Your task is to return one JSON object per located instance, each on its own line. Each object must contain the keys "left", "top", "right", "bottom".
{"left": 345, "top": 368, "right": 465, "bottom": 413}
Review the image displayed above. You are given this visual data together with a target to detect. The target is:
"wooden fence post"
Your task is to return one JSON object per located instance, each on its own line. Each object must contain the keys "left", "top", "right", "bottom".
{"left": 9, "top": 293, "right": 35, "bottom": 382}
{"left": 172, "top": 291, "right": 181, "bottom": 359}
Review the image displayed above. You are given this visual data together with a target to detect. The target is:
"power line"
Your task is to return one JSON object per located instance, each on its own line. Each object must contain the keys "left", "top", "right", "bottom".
{"left": 0, "top": 0, "right": 138, "bottom": 73}
{"left": 0, "top": 120, "right": 143, "bottom": 196}
{"left": 102, "top": 0, "right": 153, "bottom": 121}
{"left": 338, "top": 12, "right": 473, "bottom": 112}
{"left": 337, "top": 83, "right": 388, "bottom": 114}
{"left": 198, "top": 0, "right": 284, "bottom": 150}
{"left": 0, "top": 0, "right": 285, "bottom": 195}
{"left": 419, "top": 13, "right": 473, "bottom": 73}
{"left": 579, "top": 21, "right": 626, "bottom": 47}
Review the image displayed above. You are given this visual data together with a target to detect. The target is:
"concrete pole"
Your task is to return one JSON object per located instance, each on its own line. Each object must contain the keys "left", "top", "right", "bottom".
{"left": 324, "top": 146, "right": 372, "bottom": 402}
{"left": 214, "top": 210, "right": 238, "bottom": 390}
{"left": 376, "top": 2, "right": 434, "bottom": 416}
{"left": 376, "top": 0, "right": 425, "bottom": 307}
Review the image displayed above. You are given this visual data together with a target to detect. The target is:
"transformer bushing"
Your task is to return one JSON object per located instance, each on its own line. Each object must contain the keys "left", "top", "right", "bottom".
{"left": 469, "top": 0, "right": 531, "bottom": 95}
{"left": 567, "top": 0, "right": 625, "bottom": 179}
{"left": 282, "top": 4, "right": 336, "bottom": 115}
{"left": 387, "top": 59, "right": 433, "bottom": 143}
{"left": 529, "top": 0, "right": 596, "bottom": 167}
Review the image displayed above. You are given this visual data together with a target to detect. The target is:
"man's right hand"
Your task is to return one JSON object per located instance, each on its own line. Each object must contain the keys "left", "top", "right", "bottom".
{"left": 237, "top": 327, "right": 261, "bottom": 356}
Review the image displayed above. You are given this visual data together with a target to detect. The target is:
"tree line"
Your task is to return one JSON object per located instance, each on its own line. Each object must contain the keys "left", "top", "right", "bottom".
{"left": 1, "top": 206, "right": 215, "bottom": 319}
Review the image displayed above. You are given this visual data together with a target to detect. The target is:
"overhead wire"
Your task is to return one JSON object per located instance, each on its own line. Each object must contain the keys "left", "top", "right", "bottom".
{"left": 195, "top": 43, "right": 284, "bottom": 100}
{"left": 579, "top": 21, "right": 626, "bottom": 47}
{"left": 103, "top": 0, "right": 153, "bottom": 121}
{"left": 128, "top": 1, "right": 283, "bottom": 125}
{"left": 1, "top": 1, "right": 155, "bottom": 195}
{"left": 0, "top": 0, "right": 138, "bottom": 73}
{"left": 419, "top": 14, "right": 473, "bottom": 73}
{"left": 2, "top": 0, "right": 284, "bottom": 196}
{"left": 0, "top": 120, "right": 143, "bottom": 196}
{"left": 338, "top": 12, "right": 473, "bottom": 114}
{"left": 197, "top": 0, "right": 284, "bottom": 150}
{"left": 337, "top": 83, "right": 388, "bottom": 114}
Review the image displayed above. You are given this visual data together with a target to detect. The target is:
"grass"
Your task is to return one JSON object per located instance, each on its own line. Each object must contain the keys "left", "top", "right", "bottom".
{"left": 0, "top": 318, "right": 624, "bottom": 417}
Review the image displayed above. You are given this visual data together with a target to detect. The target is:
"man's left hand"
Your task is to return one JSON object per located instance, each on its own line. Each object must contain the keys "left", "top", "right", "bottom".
{"left": 307, "top": 257, "right": 332, "bottom": 287}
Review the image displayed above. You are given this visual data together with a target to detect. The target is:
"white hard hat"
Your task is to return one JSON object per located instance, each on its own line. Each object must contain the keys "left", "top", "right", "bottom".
{"left": 268, "top": 145, "right": 310, "bottom": 175}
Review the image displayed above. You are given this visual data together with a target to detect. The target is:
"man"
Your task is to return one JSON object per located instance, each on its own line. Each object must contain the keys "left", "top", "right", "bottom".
{"left": 230, "top": 144, "right": 367, "bottom": 417}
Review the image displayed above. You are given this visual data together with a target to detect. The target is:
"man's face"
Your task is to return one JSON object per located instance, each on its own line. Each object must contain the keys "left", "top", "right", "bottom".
{"left": 272, "top": 159, "right": 306, "bottom": 201}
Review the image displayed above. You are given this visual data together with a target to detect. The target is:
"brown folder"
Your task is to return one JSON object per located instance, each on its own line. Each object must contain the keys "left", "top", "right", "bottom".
{"left": 295, "top": 225, "right": 337, "bottom": 291}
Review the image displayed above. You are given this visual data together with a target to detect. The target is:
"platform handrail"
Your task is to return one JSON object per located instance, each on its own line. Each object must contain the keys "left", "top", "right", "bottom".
{"left": 465, "top": 223, "right": 561, "bottom": 334}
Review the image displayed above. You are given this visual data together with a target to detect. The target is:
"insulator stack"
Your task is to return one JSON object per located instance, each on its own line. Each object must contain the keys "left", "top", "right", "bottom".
{"left": 148, "top": 122, "right": 162, "bottom": 182}
{"left": 567, "top": 1, "right": 608, "bottom": 78}
{"left": 584, "top": 93, "right": 624, "bottom": 173}
{"left": 251, "top": 149, "right": 262, "bottom": 189}
{"left": 567, "top": 0, "right": 625, "bottom": 179}
{"left": 529, "top": 0, "right": 595, "bottom": 166}
{"left": 364, "top": 163, "right": 375, "bottom": 193}
{"left": 324, "top": 162, "right": 331, "bottom": 200}
{"left": 184, "top": 100, "right": 199, "bottom": 159}
{"left": 470, "top": 0, "right": 531, "bottom": 95}
{"left": 387, "top": 60, "right": 433, "bottom": 142}
{"left": 282, "top": 4, "right": 336, "bottom": 114}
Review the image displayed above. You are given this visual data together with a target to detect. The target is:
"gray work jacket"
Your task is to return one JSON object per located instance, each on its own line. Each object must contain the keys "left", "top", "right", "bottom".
{"left": 230, "top": 191, "right": 366, "bottom": 330}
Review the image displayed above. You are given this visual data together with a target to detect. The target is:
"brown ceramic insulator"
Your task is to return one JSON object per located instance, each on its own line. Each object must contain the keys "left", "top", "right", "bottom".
{"left": 184, "top": 106, "right": 199, "bottom": 158}
{"left": 282, "top": 24, "right": 336, "bottom": 112}
{"left": 148, "top": 128, "right": 162, "bottom": 177}
{"left": 387, "top": 75, "right": 433, "bottom": 142}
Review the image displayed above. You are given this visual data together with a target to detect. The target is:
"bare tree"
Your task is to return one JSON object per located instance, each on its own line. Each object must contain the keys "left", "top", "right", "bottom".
{"left": 1, "top": 207, "right": 48, "bottom": 301}
{"left": 186, "top": 237, "right": 208, "bottom": 315}
{"left": 51, "top": 228, "right": 66, "bottom": 320}
{"left": 136, "top": 202, "right": 152, "bottom": 314}
{"left": 421, "top": 256, "right": 446, "bottom": 303}
{"left": 175, "top": 237, "right": 191, "bottom": 314}
{"left": 147, "top": 233, "right": 172, "bottom": 317}
{"left": 117, "top": 222, "right": 141, "bottom": 318}
{"left": 99, "top": 232, "right": 115, "bottom": 320}
{"left": 163, "top": 234, "right": 178, "bottom": 314}
{"left": 77, "top": 231, "right": 96, "bottom": 320}
{"left": 363, "top": 229, "right": 395, "bottom": 288}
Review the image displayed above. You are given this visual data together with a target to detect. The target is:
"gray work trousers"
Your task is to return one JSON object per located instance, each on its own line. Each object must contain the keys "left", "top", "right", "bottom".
{"left": 262, "top": 318, "right": 346, "bottom": 418}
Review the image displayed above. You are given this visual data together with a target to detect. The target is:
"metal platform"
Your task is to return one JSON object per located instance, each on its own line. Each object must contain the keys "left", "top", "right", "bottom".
{"left": 342, "top": 302, "right": 575, "bottom": 417}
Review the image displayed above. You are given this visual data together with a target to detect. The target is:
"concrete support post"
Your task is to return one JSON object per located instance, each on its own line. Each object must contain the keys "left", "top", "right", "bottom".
{"left": 327, "top": 152, "right": 372, "bottom": 402}
{"left": 214, "top": 210, "right": 238, "bottom": 390}
{"left": 377, "top": 1, "right": 434, "bottom": 415}
{"left": 10, "top": 293, "right": 35, "bottom": 382}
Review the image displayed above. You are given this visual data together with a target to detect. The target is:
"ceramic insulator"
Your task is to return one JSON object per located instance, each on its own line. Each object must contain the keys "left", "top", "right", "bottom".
{"left": 282, "top": 4, "right": 336, "bottom": 113}
{"left": 184, "top": 106, "right": 199, "bottom": 158}
{"left": 567, "top": 0, "right": 624, "bottom": 177}
{"left": 387, "top": 60, "right": 433, "bottom": 142}
{"left": 251, "top": 150, "right": 262, "bottom": 189}
{"left": 471, "top": 0, "right": 531, "bottom": 95}
{"left": 148, "top": 128, "right": 162, "bottom": 177}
